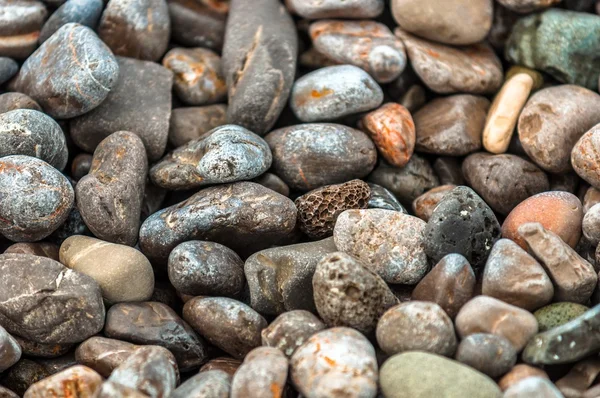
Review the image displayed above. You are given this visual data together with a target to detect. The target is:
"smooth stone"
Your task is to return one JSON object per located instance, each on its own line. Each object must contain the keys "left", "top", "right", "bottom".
{"left": 0, "top": 58, "right": 17, "bottom": 85}
{"left": 434, "top": 157, "right": 466, "bottom": 186}
{"left": 39, "top": 0, "right": 103, "bottom": 43}
{"left": 518, "top": 85, "right": 600, "bottom": 173}
{"left": 0, "top": 93, "right": 41, "bottom": 113}
{"left": 424, "top": 186, "right": 501, "bottom": 269}
{"left": 377, "top": 301, "right": 457, "bottom": 356}
{"left": 9, "top": 23, "right": 118, "bottom": 119}
{"left": 222, "top": 0, "right": 297, "bottom": 135}
{"left": 414, "top": 95, "right": 489, "bottom": 156}
{"left": 534, "top": 302, "right": 589, "bottom": 332}
{"left": 502, "top": 191, "right": 583, "bottom": 249}
{"left": 169, "top": 105, "right": 227, "bottom": 148}
{"left": 396, "top": 28, "right": 503, "bottom": 95}
{"left": 462, "top": 152, "right": 549, "bottom": 215}
{"left": 504, "top": 377, "right": 564, "bottom": 398}
{"left": 411, "top": 254, "right": 475, "bottom": 319}
{"left": 290, "top": 65, "right": 383, "bottom": 122}
{"left": 499, "top": 0, "right": 561, "bottom": 12}
{"left": 506, "top": 9, "right": 600, "bottom": 91}
{"left": 334, "top": 209, "right": 428, "bottom": 284}
{"left": 505, "top": 66, "right": 544, "bottom": 90}
{"left": 230, "top": 347, "right": 287, "bottom": 398}
{"left": 555, "top": 358, "right": 600, "bottom": 397}
{"left": 572, "top": 124, "right": 600, "bottom": 189}
{"left": 584, "top": 186, "right": 600, "bottom": 213}
{"left": 0, "top": 156, "right": 74, "bottom": 242}
{"left": 455, "top": 333, "right": 517, "bottom": 378}
{"left": 380, "top": 352, "right": 501, "bottom": 398}
{"left": 291, "top": 327, "right": 378, "bottom": 398}
{"left": 245, "top": 238, "right": 337, "bottom": 315}
{"left": 483, "top": 74, "right": 534, "bottom": 154}
{"left": 251, "top": 173, "right": 290, "bottom": 197}
{"left": 75, "top": 337, "right": 137, "bottom": 378}
{"left": 266, "top": 123, "right": 377, "bottom": 191}
{"left": 313, "top": 252, "right": 398, "bottom": 334}
{"left": 0, "top": 254, "right": 104, "bottom": 344}
{"left": 0, "top": 0, "right": 47, "bottom": 59}
{"left": 412, "top": 185, "right": 456, "bottom": 222}
{"left": 391, "top": 0, "right": 493, "bottom": 45}
{"left": 93, "top": 381, "right": 148, "bottom": 398}
{"left": 172, "top": 370, "right": 231, "bottom": 398}
{"left": 70, "top": 153, "right": 92, "bottom": 180}
{"left": 261, "top": 310, "right": 326, "bottom": 357}
{"left": 23, "top": 365, "right": 102, "bottom": 397}
{"left": 4, "top": 242, "right": 58, "bottom": 261}
{"left": 199, "top": 357, "right": 242, "bottom": 377}
{"left": 59, "top": 236, "right": 154, "bottom": 304}
{"left": 583, "top": 203, "right": 600, "bottom": 245}
{"left": 523, "top": 304, "right": 600, "bottom": 365}
{"left": 285, "top": 0, "right": 384, "bottom": 19}
{"left": 498, "top": 364, "right": 550, "bottom": 391}
{"left": 455, "top": 296, "right": 538, "bottom": 351}
{"left": 367, "top": 183, "right": 407, "bottom": 213}
{"left": 150, "top": 124, "right": 271, "bottom": 190}
{"left": 168, "top": 0, "right": 227, "bottom": 50}
{"left": 98, "top": 0, "right": 170, "bottom": 61}
{"left": 0, "top": 327, "right": 21, "bottom": 372}
{"left": 519, "top": 222, "right": 597, "bottom": 304}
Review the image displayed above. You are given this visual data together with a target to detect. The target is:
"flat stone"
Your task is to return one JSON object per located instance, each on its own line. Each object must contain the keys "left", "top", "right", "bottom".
{"left": 0, "top": 93, "right": 41, "bottom": 113}
{"left": 367, "top": 183, "right": 407, "bottom": 213}
{"left": 0, "top": 0, "right": 47, "bottom": 59}
{"left": 534, "top": 302, "right": 589, "bottom": 332}
{"left": 583, "top": 203, "right": 600, "bottom": 245}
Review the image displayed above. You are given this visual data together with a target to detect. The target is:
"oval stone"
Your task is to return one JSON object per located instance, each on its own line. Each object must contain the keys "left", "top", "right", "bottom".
{"left": 285, "top": 0, "right": 384, "bottom": 19}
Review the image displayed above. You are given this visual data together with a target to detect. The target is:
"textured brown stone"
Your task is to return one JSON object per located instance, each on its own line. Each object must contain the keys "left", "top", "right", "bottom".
{"left": 4, "top": 243, "right": 59, "bottom": 261}
{"left": 412, "top": 185, "right": 455, "bottom": 222}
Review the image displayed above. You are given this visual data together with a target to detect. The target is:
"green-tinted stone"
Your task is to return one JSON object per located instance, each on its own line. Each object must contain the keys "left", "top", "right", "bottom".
{"left": 534, "top": 302, "right": 589, "bottom": 332}
{"left": 505, "top": 9, "right": 600, "bottom": 90}
{"left": 380, "top": 352, "right": 502, "bottom": 398}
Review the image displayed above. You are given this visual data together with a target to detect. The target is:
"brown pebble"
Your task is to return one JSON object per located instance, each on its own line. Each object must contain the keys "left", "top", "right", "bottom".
{"left": 70, "top": 154, "right": 93, "bottom": 181}
{"left": 455, "top": 333, "right": 517, "bottom": 378}
{"left": 555, "top": 358, "right": 600, "bottom": 398}
{"left": 23, "top": 365, "right": 102, "bottom": 398}
{"left": 75, "top": 337, "right": 137, "bottom": 378}
{"left": 230, "top": 347, "right": 287, "bottom": 398}
{"left": 584, "top": 186, "right": 600, "bottom": 213}
{"left": 498, "top": 364, "right": 549, "bottom": 391}
{"left": 412, "top": 185, "right": 456, "bottom": 222}
{"left": 434, "top": 157, "right": 466, "bottom": 186}
{"left": 168, "top": 105, "right": 227, "bottom": 148}
{"left": 583, "top": 203, "right": 600, "bottom": 246}
{"left": 0, "top": 93, "right": 41, "bottom": 113}
{"left": 199, "top": 357, "right": 242, "bottom": 377}
{"left": 4, "top": 242, "right": 59, "bottom": 261}
{"left": 261, "top": 310, "right": 326, "bottom": 357}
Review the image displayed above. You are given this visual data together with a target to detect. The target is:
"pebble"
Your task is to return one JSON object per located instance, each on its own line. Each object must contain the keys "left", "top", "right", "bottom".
{"left": 107, "top": 346, "right": 178, "bottom": 398}
{"left": 455, "top": 333, "right": 516, "bottom": 378}
{"left": 0, "top": 254, "right": 104, "bottom": 344}
{"left": 0, "top": 58, "right": 17, "bottom": 85}
{"left": 39, "top": 0, "right": 103, "bottom": 43}
{"left": 245, "top": 238, "right": 337, "bottom": 315}
{"left": 75, "top": 337, "right": 137, "bottom": 377}
{"left": 534, "top": 302, "right": 589, "bottom": 332}
{"left": 359, "top": 103, "right": 415, "bottom": 167}
{"left": 150, "top": 125, "right": 271, "bottom": 190}
{"left": 396, "top": 28, "right": 503, "bottom": 95}
{"left": 94, "top": 381, "right": 148, "bottom": 398}
{"left": 504, "top": 377, "right": 564, "bottom": 398}
{"left": 414, "top": 95, "right": 489, "bottom": 156}
{"left": 286, "top": 0, "right": 384, "bottom": 19}
{"left": 70, "top": 153, "right": 92, "bottom": 181}
{"left": 168, "top": 105, "right": 227, "bottom": 148}
{"left": 168, "top": 0, "right": 227, "bottom": 50}
{"left": 377, "top": 301, "right": 457, "bottom": 356}
{"left": 183, "top": 297, "right": 267, "bottom": 359}
{"left": 295, "top": 179, "right": 370, "bottom": 239}
{"left": 506, "top": 9, "right": 600, "bottom": 90}
{"left": 455, "top": 295, "right": 538, "bottom": 351}
{"left": 572, "top": 124, "right": 600, "bottom": 189}
{"left": 172, "top": 370, "right": 231, "bottom": 398}
{"left": 309, "top": 20, "right": 406, "bottom": 83}
{"left": 334, "top": 209, "right": 429, "bottom": 284}
{"left": 483, "top": 74, "right": 534, "bottom": 154}
{"left": 0, "top": 359, "right": 50, "bottom": 396}
{"left": 368, "top": 154, "right": 439, "bottom": 205}
{"left": 523, "top": 304, "right": 600, "bottom": 365}
{"left": 76, "top": 131, "right": 147, "bottom": 245}
{"left": 498, "top": 364, "right": 550, "bottom": 391}
{"left": 502, "top": 191, "right": 583, "bottom": 249}
{"left": 4, "top": 242, "right": 59, "bottom": 261}
{"left": 379, "top": 352, "right": 501, "bottom": 398}
{"left": 265, "top": 123, "right": 377, "bottom": 191}
{"left": 59, "top": 235, "right": 154, "bottom": 304}
{"left": 518, "top": 85, "right": 600, "bottom": 173}
{"left": 583, "top": 203, "right": 600, "bottom": 245}
{"left": 367, "top": 183, "right": 407, "bottom": 212}
{"left": 584, "top": 186, "right": 600, "bottom": 213}
{"left": 230, "top": 347, "right": 287, "bottom": 398}
{"left": 519, "top": 222, "right": 597, "bottom": 303}
{"left": 70, "top": 56, "right": 172, "bottom": 162}
{"left": 162, "top": 48, "right": 227, "bottom": 106}
{"left": 556, "top": 358, "right": 600, "bottom": 397}
{"left": 412, "top": 185, "right": 455, "bottom": 222}
{"left": 98, "top": 0, "right": 170, "bottom": 61}
{"left": 290, "top": 327, "right": 378, "bottom": 398}
{"left": 252, "top": 173, "right": 290, "bottom": 197}
{"left": 0, "top": 0, "right": 47, "bottom": 59}
{"left": 261, "top": 310, "right": 326, "bottom": 357}
{"left": 199, "top": 357, "right": 242, "bottom": 377}
{"left": 0, "top": 93, "right": 41, "bottom": 113}
{"left": 434, "top": 157, "right": 465, "bottom": 186}
{"left": 14, "top": 338, "right": 71, "bottom": 360}
{"left": 290, "top": 65, "right": 383, "bottom": 122}
{"left": 222, "top": 0, "right": 297, "bottom": 135}
{"left": 104, "top": 302, "right": 208, "bottom": 372}
{"left": 0, "top": 386, "right": 17, "bottom": 398}
{"left": 499, "top": 0, "right": 561, "bottom": 12}
{"left": 411, "top": 253, "right": 475, "bottom": 319}
{"left": 391, "top": 0, "right": 492, "bottom": 45}
{"left": 0, "top": 156, "right": 74, "bottom": 242}
{"left": 23, "top": 365, "right": 102, "bottom": 398}
{"left": 424, "top": 186, "right": 501, "bottom": 269}
{"left": 0, "top": 327, "right": 20, "bottom": 373}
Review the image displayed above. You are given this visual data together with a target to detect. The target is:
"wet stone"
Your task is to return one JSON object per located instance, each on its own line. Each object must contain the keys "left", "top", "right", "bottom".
{"left": 169, "top": 105, "right": 227, "bottom": 148}
{"left": 367, "top": 183, "right": 407, "bottom": 213}
{"left": 9, "top": 23, "right": 119, "bottom": 119}
{"left": 0, "top": 0, "right": 47, "bottom": 59}
{"left": 285, "top": 0, "right": 384, "bottom": 19}
{"left": 0, "top": 58, "right": 17, "bottom": 85}
{"left": 261, "top": 310, "right": 326, "bottom": 357}
{"left": 150, "top": 124, "right": 271, "bottom": 190}
{"left": 172, "top": 370, "right": 231, "bottom": 398}
{"left": 0, "top": 326, "right": 21, "bottom": 373}
{"left": 4, "top": 242, "right": 59, "bottom": 261}
{"left": 503, "top": 377, "right": 563, "bottom": 398}
{"left": 168, "top": 0, "right": 228, "bottom": 51}
{"left": 23, "top": 365, "right": 102, "bottom": 398}
{"left": 14, "top": 337, "right": 72, "bottom": 359}
{"left": 572, "top": 125, "right": 600, "bottom": 190}
{"left": 39, "top": 0, "right": 103, "bottom": 43}
{"left": 455, "top": 333, "right": 516, "bottom": 378}
{"left": 534, "top": 302, "right": 589, "bottom": 332}
{"left": 75, "top": 337, "right": 137, "bottom": 378}
{"left": 0, "top": 93, "right": 41, "bottom": 113}
{"left": 230, "top": 347, "right": 287, "bottom": 398}
{"left": 412, "top": 185, "right": 456, "bottom": 222}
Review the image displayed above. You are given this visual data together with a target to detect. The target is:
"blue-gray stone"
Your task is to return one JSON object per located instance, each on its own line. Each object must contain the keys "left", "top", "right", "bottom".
{"left": 39, "top": 0, "right": 104, "bottom": 43}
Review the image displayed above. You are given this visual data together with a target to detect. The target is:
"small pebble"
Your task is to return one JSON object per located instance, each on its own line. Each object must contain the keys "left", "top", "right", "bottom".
{"left": 261, "top": 310, "right": 326, "bottom": 357}
{"left": 455, "top": 333, "right": 516, "bottom": 378}
{"left": 412, "top": 185, "right": 456, "bottom": 222}
{"left": 0, "top": 93, "right": 41, "bottom": 113}
{"left": 4, "top": 242, "right": 59, "bottom": 261}
{"left": 367, "top": 183, "right": 407, "bottom": 212}
{"left": 168, "top": 0, "right": 227, "bottom": 50}
{"left": 583, "top": 203, "right": 600, "bottom": 245}
{"left": 584, "top": 186, "right": 600, "bottom": 213}
{"left": 0, "top": 58, "right": 18, "bottom": 85}
{"left": 534, "top": 302, "right": 589, "bottom": 332}
{"left": 230, "top": 347, "right": 287, "bottom": 398}
{"left": 168, "top": 105, "right": 227, "bottom": 148}
{"left": 251, "top": 173, "right": 290, "bottom": 197}
{"left": 199, "top": 357, "right": 242, "bottom": 377}
{"left": 70, "top": 153, "right": 92, "bottom": 181}
{"left": 172, "top": 370, "right": 231, "bottom": 398}
{"left": 75, "top": 337, "right": 137, "bottom": 378}
{"left": 285, "top": 0, "right": 384, "bottom": 19}
{"left": 555, "top": 358, "right": 600, "bottom": 397}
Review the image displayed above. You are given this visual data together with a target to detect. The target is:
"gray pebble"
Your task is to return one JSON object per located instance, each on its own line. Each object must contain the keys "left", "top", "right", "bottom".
{"left": 455, "top": 333, "right": 517, "bottom": 378}
{"left": 39, "top": 0, "right": 103, "bottom": 43}
{"left": 0, "top": 326, "right": 21, "bottom": 373}
{"left": 0, "top": 58, "right": 17, "bottom": 85}
{"left": 230, "top": 347, "right": 288, "bottom": 398}
{"left": 168, "top": 0, "right": 227, "bottom": 51}
{"left": 252, "top": 173, "right": 290, "bottom": 197}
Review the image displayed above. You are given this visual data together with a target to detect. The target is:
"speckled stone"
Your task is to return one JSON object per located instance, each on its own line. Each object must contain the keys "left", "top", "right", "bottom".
{"left": 0, "top": 93, "right": 41, "bottom": 113}
{"left": 0, "top": 0, "right": 47, "bottom": 59}
{"left": 0, "top": 326, "right": 21, "bottom": 373}
{"left": 172, "top": 370, "right": 231, "bottom": 398}
{"left": 498, "top": 0, "right": 561, "bottom": 12}
{"left": 169, "top": 105, "right": 227, "bottom": 148}
{"left": 534, "top": 302, "right": 589, "bottom": 332}
{"left": 455, "top": 333, "right": 517, "bottom": 378}
{"left": 230, "top": 347, "right": 288, "bottom": 398}
{"left": 412, "top": 185, "right": 455, "bottom": 222}
{"left": 39, "top": 0, "right": 103, "bottom": 43}
{"left": 334, "top": 209, "right": 428, "bottom": 284}
{"left": 261, "top": 310, "right": 326, "bottom": 357}
{"left": 75, "top": 337, "right": 137, "bottom": 378}
{"left": 367, "top": 183, "right": 407, "bottom": 213}
{"left": 168, "top": 0, "right": 227, "bottom": 50}
{"left": 504, "top": 377, "right": 563, "bottom": 398}
{"left": 573, "top": 125, "right": 600, "bottom": 190}
{"left": 506, "top": 9, "right": 600, "bottom": 90}
{"left": 9, "top": 23, "right": 119, "bottom": 119}
{"left": 286, "top": 0, "right": 384, "bottom": 19}
{"left": 23, "top": 365, "right": 102, "bottom": 398}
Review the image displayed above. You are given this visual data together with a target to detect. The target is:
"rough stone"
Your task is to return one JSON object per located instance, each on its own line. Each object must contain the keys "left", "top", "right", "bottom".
{"left": 261, "top": 310, "right": 326, "bottom": 357}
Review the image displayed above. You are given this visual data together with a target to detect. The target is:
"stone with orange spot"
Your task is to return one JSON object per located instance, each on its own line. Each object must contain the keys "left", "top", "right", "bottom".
{"left": 22, "top": 365, "right": 102, "bottom": 398}
{"left": 0, "top": 0, "right": 47, "bottom": 59}
{"left": 412, "top": 185, "right": 455, "bottom": 222}
{"left": 231, "top": 347, "right": 287, "bottom": 398}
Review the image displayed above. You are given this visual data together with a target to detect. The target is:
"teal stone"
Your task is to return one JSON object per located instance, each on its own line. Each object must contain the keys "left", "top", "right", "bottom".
{"left": 505, "top": 9, "right": 600, "bottom": 90}
{"left": 534, "top": 302, "right": 589, "bottom": 332}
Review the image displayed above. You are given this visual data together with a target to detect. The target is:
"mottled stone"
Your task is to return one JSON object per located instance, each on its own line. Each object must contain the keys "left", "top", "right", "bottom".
{"left": 414, "top": 95, "right": 489, "bottom": 156}
{"left": 13, "top": 337, "right": 71, "bottom": 359}
{"left": 0, "top": 58, "right": 17, "bottom": 85}
{"left": 266, "top": 123, "right": 377, "bottom": 191}
{"left": 0, "top": 254, "right": 104, "bottom": 344}
{"left": 0, "top": 93, "right": 41, "bottom": 113}
{"left": 172, "top": 370, "right": 231, "bottom": 398}
{"left": 504, "top": 377, "right": 563, "bottom": 398}
{"left": 377, "top": 302, "right": 457, "bottom": 356}
{"left": 230, "top": 347, "right": 287, "bottom": 398}
{"left": 286, "top": 0, "right": 383, "bottom": 19}
{"left": 23, "top": 365, "right": 102, "bottom": 398}
{"left": 367, "top": 183, "right": 406, "bottom": 212}
{"left": 0, "top": 327, "right": 20, "bottom": 372}
{"left": 334, "top": 209, "right": 428, "bottom": 284}
{"left": 4, "top": 242, "right": 59, "bottom": 261}
{"left": 245, "top": 238, "right": 337, "bottom": 315}
{"left": 222, "top": 0, "right": 297, "bottom": 135}
{"left": 518, "top": 85, "right": 600, "bottom": 173}
{"left": 412, "top": 185, "right": 455, "bottom": 222}
{"left": 139, "top": 182, "right": 297, "bottom": 265}
{"left": 75, "top": 337, "right": 137, "bottom": 378}
{"left": 39, "top": 0, "right": 103, "bottom": 43}
{"left": 183, "top": 297, "right": 267, "bottom": 359}
{"left": 572, "top": 125, "right": 600, "bottom": 190}
{"left": 455, "top": 333, "right": 516, "bottom": 378}
{"left": 455, "top": 296, "right": 538, "bottom": 351}
{"left": 291, "top": 327, "right": 378, "bottom": 398}
{"left": 169, "top": 105, "right": 227, "bottom": 148}
{"left": 0, "top": 0, "right": 47, "bottom": 59}
{"left": 534, "top": 302, "right": 589, "bottom": 332}
{"left": 498, "top": 364, "right": 549, "bottom": 391}
{"left": 261, "top": 310, "right": 326, "bottom": 357}
{"left": 150, "top": 125, "right": 271, "bottom": 190}
{"left": 380, "top": 352, "right": 501, "bottom": 398}
{"left": 98, "top": 0, "right": 170, "bottom": 61}
{"left": 70, "top": 56, "right": 172, "bottom": 162}
{"left": 396, "top": 28, "right": 503, "bottom": 95}
{"left": 9, "top": 23, "right": 118, "bottom": 119}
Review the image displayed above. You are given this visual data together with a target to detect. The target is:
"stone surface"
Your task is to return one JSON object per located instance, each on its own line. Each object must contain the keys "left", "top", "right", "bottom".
{"left": 285, "top": 0, "right": 384, "bottom": 19}
{"left": 0, "top": 326, "right": 20, "bottom": 373}
{"left": 168, "top": 0, "right": 227, "bottom": 50}
{"left": 75, "top": 337, "right": 137, "bottom": 378}
{"left": 412, "top": 185, "right": 455, "bottom": 222}
{"left": 39, "top": 0, "right": 103, "bottom": 43}
{"left": 583, "top": 203, "right": 600, "bottom": 245}
{"left": 455, "top": 333, "right": 516, "bottom": 378}
{"left": 572, "top": 125, "right": 600, "bottom": 189}
{"left": 0, "top": 58, "right": 18, "bottom": 86}
{"left": 172, "top": 370, "right": 231, "bottom": 398}
{"left": 0, "top": 0, "right": 47, "bottom": 59}
{"left": 367, "top": 183, "right": 407, "bottom": 212}
{"left": 261, "top": 310, "right": 326, "bottom": 357}
{"left": 4, "top": 242, "right": 59, "bottom": 261}
{"left": 498, "top": 0, "right": 561, "bottom": 12}
{"left": 534, "top": 302, "right": 589, "bottom": 332}
{"left": 498, "top": 364, "right": 549, "bottom": 391}
{"left": 9, "top": 23, "right": 118, "bottom": 119}
{"left": 504, "top": 377, "right": 564, "bottom": 398}
{"left": 0, "top": 93, "right": 41, "bottom": 113}
{"left": 169, "top": 105, "right": 227, "bottom": 148}
{"left": 59, "top": 235, "right": 154, "bottom": 304}
{"left": 230, "top": 347, "right": 287, "bottom": 398}
{"left": 23, "top": 365, "right": 102, "bottom": 398}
